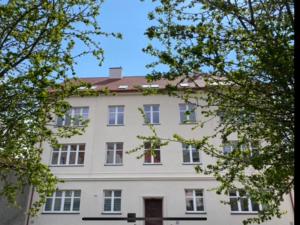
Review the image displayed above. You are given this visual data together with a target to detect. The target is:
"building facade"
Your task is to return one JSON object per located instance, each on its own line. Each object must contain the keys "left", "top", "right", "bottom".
{"left": 29, "top": 68, "right": 294, "bottom": 225}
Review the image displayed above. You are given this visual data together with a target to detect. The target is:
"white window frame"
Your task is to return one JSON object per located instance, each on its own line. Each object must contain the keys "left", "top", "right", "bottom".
{"left": 57, "top": 107, "right": 89, "bottom": 127}
{"left": 179, "top": 103, "right": 196, "bottom": 123}
{"left": 103, "top": 190, "right": 122, "bottom": 213}
{"left": 223, "top": 141, "right": 238, "bottom": 154}
{"left": 43, "top": 190, "right": 81, "bottom": 213}
{"left": 223, "top": 141, "right": 259, "bottom": 155}
{"left": 185, "top": 189, "right": 205, "bottom": 212}
{"left": 108, "top": 105, "right": 124, "bottom": 125}
{"left": 144, "top": 143, "right": 161, "bottom": 164}
{"left": 51, "top": 144, "right": 85, "bottom": 166}
{"left": 105, "top": 142, "right": 123, "bottom": 165}
{"left": 182, "top": 144, "right": 201, "bottom": 164}
{"left": 229, "top": 189, "right": 262, "bottom": 213}
{"left": 143, "top": 104, "right": 160, "bottom": 124}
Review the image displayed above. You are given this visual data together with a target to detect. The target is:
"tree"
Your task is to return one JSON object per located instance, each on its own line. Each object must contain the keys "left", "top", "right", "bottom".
{"left": 0, "top": 0, "right": 119, "bottom": 215}
{"left": 141, "top": 0, "right": 294, "bottom": 224}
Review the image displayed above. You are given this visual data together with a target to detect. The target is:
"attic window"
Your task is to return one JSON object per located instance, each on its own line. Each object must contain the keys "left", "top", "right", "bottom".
{"left": 142, "top": 84, "right": 159, "bottom": 88}
{"left": 79, "top": 86, "right": 97, "bottom": 90}
{"left": 118, "top": 85, "right": 128, "bottom": 89}
{"left": 180, "top": 83, "right": 189, "bottom": 87}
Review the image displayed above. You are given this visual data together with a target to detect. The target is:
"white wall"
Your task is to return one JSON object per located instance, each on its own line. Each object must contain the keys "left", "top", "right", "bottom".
{"left": 31, "top": 180, "right": 293, "bottom": 225}
{"left": 43, "top": 93, "right": 221, "bottom": 177}
{"left": 29, "top": 93, "right": 294, "bottom": 225}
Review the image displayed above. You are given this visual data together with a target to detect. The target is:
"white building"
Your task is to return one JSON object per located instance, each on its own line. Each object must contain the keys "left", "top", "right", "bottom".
{"left": 29, "top": 68, "right": 294, "bottom": 225}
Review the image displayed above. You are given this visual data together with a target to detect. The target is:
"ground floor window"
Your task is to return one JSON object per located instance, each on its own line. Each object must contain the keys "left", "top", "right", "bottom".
{"left": 229, "top": 189, "right": 261, "bottom": 212}
{"left": 44, "top": 190, "right": 81, "bottom": 213}
{"left": 185, "top": 189, "right": 204, "bottom": 212}
{"left": 103, "top": 190, "right": 122, "bottom": 212}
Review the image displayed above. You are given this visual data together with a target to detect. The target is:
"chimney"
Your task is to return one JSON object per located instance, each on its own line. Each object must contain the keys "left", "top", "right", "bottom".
{"left": 109, "top": 67, "right": 122, "bottom": 79}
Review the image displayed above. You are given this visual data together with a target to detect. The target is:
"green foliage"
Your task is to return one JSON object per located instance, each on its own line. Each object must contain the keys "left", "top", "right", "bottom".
{"left": 141, "top": 0, "right": 294, "bottom": 224}
{"left": 0, "top": 0, "right": 119, "bottom": 215}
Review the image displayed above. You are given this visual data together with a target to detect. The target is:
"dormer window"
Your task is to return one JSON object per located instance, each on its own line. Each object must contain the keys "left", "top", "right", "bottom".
{"left": 180, "top": 83, "right": 189, "bottom": 87}
{"left": 118, "top": 85, "right": 128, "bottom": 89}
{"left": 142, "top": 84, "right": 159, "bottom": 88}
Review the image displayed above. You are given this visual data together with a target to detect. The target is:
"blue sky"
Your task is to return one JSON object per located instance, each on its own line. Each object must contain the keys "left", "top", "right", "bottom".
{"left": 74, "top": 0, "right": 162, "bottom": 78}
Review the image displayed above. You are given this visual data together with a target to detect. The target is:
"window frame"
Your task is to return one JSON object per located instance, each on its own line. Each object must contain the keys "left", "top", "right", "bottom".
{"left": 223, "top": 141, "right": 239, "bottom": 155}
{"left": 143, "top": 142, "right": 161, "bottom": 165}
{"left": 105, "top": 142, "right": 123, "bottom": 165}
{"left": 223, "top": 141, "right": 259, "bottom": 156}
{"left": 43, "top": 190, "right": 81, "bottom": 213}
{"left": 182, "top": 144, "right": 201, "bottom": 164}
{"left": 50, "top": 144, "right": 85, "bottom": 166}
{"left": 179, "top": 103, "right": 197, "bottom": 124}
{"left": 143, "top": 104, "right": 160, "bottom": 124}
{"left": 103, "top": 190, "right": 122, "bottom": 213}
{"left": 185, "top": 189, "right": 205, "bottom": 213}
{"left": 229, "top": 189, "right": 262, "bottom": 213}
{"left": 57, "top": 107, "right": 89, "bottom": 127}
{"left": 108, "top": 105, "right": 125, "bottom": 126}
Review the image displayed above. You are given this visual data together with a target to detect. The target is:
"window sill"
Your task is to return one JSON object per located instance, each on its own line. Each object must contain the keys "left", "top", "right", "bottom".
{"left": 143, "top": 163, "right": 163, "bottom": 165}
{"left": 42, "top": 212, "right": 80, "bottom": 214}
{"left": 49, "top": 165, "right": 84, "bottom": 167}
{"left": 104, "top": 164, "right": 123, "bottom": 166}
{"left": 182, "top": 163, "right": 202, "bottom": 165}
{"left": 143, "top": 123, "right": 161, "bottom": 126}
{"left": 185, "top": 211, "right": 207, "bottom": 214}
{"left": 101, "top": 212, "right": 122, "bottom": 215}
{"left": 179, "top": 122, "right": 198, "bottom": 125}
{"left": 231, "top": 212, "right": 259, "bottom": 215}
{"left": 54, "top": 125, "right": 85, "bottom": 128}
{"left": 107, "top": 124, "right": 124, "bottom": 127}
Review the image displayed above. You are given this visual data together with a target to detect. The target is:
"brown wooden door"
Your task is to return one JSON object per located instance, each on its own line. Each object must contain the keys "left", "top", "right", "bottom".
{"left": 145, "top": 199, "right": 163, "bottom": 225}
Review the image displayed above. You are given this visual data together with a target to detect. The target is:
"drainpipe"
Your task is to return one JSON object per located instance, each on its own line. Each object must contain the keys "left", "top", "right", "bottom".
{"left": 25, "top": 186, "right": 34, "bottom": 225}
{"left": 289, "top": 190, "right": 294, "bottom": 213}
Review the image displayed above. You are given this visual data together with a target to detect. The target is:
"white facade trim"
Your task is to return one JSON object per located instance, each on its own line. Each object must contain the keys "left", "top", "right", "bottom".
{"left": 57, "top": 176, "right": 217, "bottom": 181}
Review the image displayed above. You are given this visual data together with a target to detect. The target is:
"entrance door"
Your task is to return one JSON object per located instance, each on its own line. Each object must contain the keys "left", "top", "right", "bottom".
{"left": 144, "top": 198, "right": 163, "bottom": 225}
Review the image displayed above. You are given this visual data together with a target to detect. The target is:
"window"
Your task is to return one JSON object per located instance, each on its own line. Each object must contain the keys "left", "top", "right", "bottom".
{"left": 185, "top": 189, "right": 204, "bottom": 212}
{"left": 103, "top": 190, "right": 121, "bottom": 213}
{"left": 229, "top": 189, "right": 261, "bottom": 212}
{"left": 179, "top": 103, "right": 196, "bottom": 123}
{"left": 143, "top": 104, "right": 160, "bottom": 124}
{"left": 108, "top": 106, "right": 124, "bottom": 125}
{"left": 44, "top": 190, "right": 81, "bottom": 213}
{"left": 51, "top": 144, "right": 85, "bottom": 166}
{"left": 106, "top": 143, "right": 123, "bottom": 165}
{"left": 217, "top": 110, "right": 225, "bottom": 123}
{"left": 182, "top": 144, "right": 200, "bottom": 164}
{"left": 144, "top": 142, "right": 161, "bottom": 164}
{"left": 223, "top": 141, "right": 259, "bottom": 156}
{"left": 223, "top": 141, "right": 239, "bottom": 155}
{"left": 57, "top": 107, "right": 89, "bottom": 127}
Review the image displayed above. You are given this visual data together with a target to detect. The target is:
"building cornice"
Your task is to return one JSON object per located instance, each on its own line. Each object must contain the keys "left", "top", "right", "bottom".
{"left": 55, "top": 175, "right": 217, "bottom": 182}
